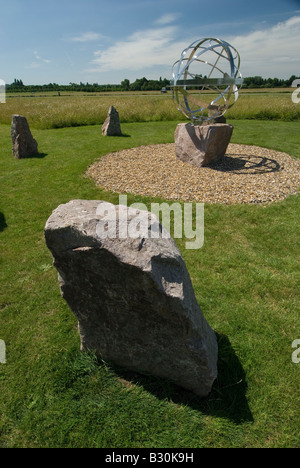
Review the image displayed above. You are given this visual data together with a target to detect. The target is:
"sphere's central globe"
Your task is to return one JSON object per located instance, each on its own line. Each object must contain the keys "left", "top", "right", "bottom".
{"left": 170, "top": 38, "right": 243, "bottom": 123}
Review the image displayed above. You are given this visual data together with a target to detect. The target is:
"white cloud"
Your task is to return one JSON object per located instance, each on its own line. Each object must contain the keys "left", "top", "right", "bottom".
{"left": 228, "top": 15, "right": 300, "bottom": 78}
{"left": 71, "top": 32, "right": 103, "bottom": 43}
{"left": 155, "top": 13, "right": 181, "bottom": 25}
{"left": 85, "top": 15, "right": 300, "bottom": 80}
{"left": 27, "top": 51, "right": 51, "bottom": 69}
{"left": 87, "top": 25, "right": 189, "bottom": 74}
{"left": 34, "top": 51, "right": 51, "bottom": 64}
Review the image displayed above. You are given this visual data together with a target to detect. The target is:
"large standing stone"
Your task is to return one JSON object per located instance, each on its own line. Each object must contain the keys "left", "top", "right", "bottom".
{"left": 175, "top": 122, "right": 233, "bottom": 167}
{"left": 102, "top": 106, "right": 122, "bottom": 136}
{"left": 44, "top": 199, "right": 218, "bottom": 397}
{"left": 11, "top": 114, "right": 38, "bottom": 158}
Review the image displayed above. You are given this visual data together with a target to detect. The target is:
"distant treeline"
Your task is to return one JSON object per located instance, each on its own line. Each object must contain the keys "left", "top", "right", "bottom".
{"left": 6, "top": 77, "right": 170, "bottom": 93}
{"left": 6, "top": 75, "right": 300, "bottom": 93}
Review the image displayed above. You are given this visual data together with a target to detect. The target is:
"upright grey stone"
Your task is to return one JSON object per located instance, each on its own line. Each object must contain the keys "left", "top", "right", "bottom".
{"left": 44, "top": 199, "right": 218, "bottom": 397}
{"left": 175, "top": 122, "right": 233, "bottom": 167}
{"left": 102, "top": 106, "right": 122, "bottom": 136}
{"left": 11, "top": 114, "right": 38, "bottom": 158}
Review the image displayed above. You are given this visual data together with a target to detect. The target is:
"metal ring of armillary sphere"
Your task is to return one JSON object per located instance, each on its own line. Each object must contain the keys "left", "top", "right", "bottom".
{"left": 170, "top": 38, "right": 243, "bottom": 123}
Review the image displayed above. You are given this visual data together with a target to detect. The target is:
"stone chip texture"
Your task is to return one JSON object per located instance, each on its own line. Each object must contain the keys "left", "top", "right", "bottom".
{"left": 44, "top": 199, "right": 218, "bottom": 397}
{"left": 87, "top": 143, "right": 300, "bottom": 205}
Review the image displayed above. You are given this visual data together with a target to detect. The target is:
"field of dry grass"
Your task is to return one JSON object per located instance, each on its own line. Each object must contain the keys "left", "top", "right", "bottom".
{"left": 0, "top": 89, "right": 299, "bottom": 129}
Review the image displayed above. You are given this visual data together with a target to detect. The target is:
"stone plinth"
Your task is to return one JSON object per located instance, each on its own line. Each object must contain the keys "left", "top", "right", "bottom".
{"left": 44, "top": 199, "right": 218, "bottom": 397}
{"left": 11, "top": 114, "right": 38, "bottom": 159}
{"left": 175, "top": 123, "right": 233, "bottom": 167}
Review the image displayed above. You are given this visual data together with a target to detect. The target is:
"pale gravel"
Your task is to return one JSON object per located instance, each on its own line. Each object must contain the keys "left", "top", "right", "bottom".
{"left": 87, "top": 143, "right": 300, "bottom": 205}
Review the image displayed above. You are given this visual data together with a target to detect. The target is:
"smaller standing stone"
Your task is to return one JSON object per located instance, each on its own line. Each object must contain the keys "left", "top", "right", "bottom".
{"left": 11, "top": 114, "right": 38, "bottom": 159}
{"left": 102, "top": 106, "right": 122, "bottom": 136}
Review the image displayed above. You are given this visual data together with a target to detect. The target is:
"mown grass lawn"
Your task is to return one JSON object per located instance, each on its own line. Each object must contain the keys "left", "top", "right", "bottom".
{"left": 0, "top": 119, "right": 299, "bottom": 448}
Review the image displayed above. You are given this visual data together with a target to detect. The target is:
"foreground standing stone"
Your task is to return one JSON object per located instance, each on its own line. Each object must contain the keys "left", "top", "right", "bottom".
{"left": 102, "top": 106, "right": 122, "bottom": 136}
{"left": 44, "top": 199, "right": 218, "bottom": 397}
{"left": 11, "top": 114, "right": 38, "bottom": 158}
{"left": 175, "top": 122, "right": 233, "bottom": 167}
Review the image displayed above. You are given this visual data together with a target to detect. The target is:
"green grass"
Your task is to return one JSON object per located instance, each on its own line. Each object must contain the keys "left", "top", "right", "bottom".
{"left": 1, "top": 89, "right": 299, "bottom": 129}
{"left": 0, "top": 119, "right": 299, "bottom": 448}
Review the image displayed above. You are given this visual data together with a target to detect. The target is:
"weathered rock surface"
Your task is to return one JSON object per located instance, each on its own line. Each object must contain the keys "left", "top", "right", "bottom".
{"left": 44, "top": 199, "right": 218, "bottom": 397}
{"left": 207, "top": 107, "right": 227, "bottom": 124}
{"left": 102, "top": 106, "right": 122, "bottom": 136}
{"left": 175, "top": 123, "right": 233, "bottom": 167}
{"left": 11, "top": 114, "right": 38, "bottom": 158}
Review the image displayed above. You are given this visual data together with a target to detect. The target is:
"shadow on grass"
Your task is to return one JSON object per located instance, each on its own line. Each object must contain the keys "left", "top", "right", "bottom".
{"left": 207, "top": 154, "right": 280, "bottom": 174}
{"left": 112, "top": 333, "right": 253, "bottom": 424}
{"left": 0, "top": 213, "right": 7, "bottom": 232}
{"left": 23, "top": 152, "right": 48, "bottom": 159}
{"left": 104, "top": 134, "right": 131, "bottom": 138}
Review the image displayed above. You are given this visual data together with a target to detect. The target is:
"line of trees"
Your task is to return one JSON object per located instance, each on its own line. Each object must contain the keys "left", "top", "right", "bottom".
{"left": 6, "top": 77, "right": 171, "bottom": 93}
{"left": 243, "top": 75, "right": 299, "bottom": 88}
{"left": 6, "top": 75, "right": 300, "bottom": 93}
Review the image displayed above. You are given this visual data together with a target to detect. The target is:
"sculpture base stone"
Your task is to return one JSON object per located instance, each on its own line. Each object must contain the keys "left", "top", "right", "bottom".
{"left": 175, "top": 123, "right": 233, "bottom": 167}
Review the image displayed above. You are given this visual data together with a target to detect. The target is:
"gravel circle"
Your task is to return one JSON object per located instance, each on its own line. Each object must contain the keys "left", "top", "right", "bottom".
{"left": 87, "top": 143, "right": 300, "bottom": 205}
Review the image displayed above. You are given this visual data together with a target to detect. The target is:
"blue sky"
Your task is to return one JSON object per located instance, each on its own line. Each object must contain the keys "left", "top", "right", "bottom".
{"left": 1, "top": 0, "right": 300, "bottom": 85}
